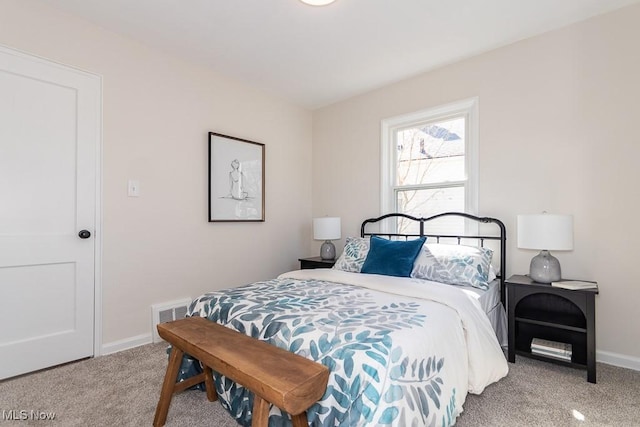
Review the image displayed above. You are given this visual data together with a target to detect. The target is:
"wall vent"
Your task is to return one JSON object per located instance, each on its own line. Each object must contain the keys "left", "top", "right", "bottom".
{"left": 151, "top": 298, "right": 192, "bottom": 343}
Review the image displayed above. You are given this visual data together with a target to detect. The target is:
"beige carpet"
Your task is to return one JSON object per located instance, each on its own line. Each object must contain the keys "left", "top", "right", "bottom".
{"left": 0, "top": 342, "right": 638, "bottom": 426}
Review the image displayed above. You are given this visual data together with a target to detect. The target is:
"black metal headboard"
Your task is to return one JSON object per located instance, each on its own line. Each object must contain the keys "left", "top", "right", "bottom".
{"left": 360, "top": 212, "right": 507, "bottom": 304}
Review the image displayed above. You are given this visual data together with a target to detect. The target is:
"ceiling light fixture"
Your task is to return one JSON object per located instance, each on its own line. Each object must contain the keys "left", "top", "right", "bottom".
{"left": 299, "top": 0, "right": 336, "bottom": 6}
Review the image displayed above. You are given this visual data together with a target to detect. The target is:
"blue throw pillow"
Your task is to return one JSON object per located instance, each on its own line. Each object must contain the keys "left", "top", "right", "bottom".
{"left": 361, "top": 236, "right": 426, "bottom": 277}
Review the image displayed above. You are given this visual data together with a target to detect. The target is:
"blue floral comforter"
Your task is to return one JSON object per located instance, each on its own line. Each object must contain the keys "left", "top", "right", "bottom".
{"left": 185, "top": 269, "right": 508, "bottom": 426}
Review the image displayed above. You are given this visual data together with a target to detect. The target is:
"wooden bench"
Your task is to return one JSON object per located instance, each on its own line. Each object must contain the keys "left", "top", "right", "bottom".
{"left": 153, "top": 316, "right": 330, "bottom": 427}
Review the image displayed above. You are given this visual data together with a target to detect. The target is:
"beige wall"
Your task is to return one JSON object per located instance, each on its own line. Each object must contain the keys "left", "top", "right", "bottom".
{"left": 313, "top": 5, "right": 640, "bottom": 363}
{"left": 2, "top": 0, "right": 638, "bottom": 364}
{"left": 0, "top": 0, "right": 313, "bottom": 347}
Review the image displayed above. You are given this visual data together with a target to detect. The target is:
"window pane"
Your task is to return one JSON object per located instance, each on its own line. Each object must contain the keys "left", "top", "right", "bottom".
{"left": 396, "top": 117, "right": 465, "bottom": 185}
{"left": 396, "top": 186, "right": 464, "bottom": 235}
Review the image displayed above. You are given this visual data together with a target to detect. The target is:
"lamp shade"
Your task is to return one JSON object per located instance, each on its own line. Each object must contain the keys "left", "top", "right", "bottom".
{"left": 313, "top": 217, "right": 341, "bottom": 241}
{"left": 517, "top": 214, "right": 573, "bottom": 251}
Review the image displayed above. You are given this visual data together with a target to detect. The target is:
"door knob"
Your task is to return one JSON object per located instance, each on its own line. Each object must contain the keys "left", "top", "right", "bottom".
{"left": 78, "top": 230, "right": 91, "bottom": 239}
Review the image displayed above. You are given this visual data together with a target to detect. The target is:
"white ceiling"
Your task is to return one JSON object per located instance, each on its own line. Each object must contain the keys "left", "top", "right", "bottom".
{"left": 42, "top": 0, "right": 640, "bottom": 109}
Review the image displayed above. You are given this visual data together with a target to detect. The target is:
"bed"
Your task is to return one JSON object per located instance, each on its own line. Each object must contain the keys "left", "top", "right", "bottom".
{"left": 181, "top": 212, "right": 509, "bottom": 426}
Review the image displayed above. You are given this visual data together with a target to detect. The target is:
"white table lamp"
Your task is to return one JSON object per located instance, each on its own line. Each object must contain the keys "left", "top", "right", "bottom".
{"left": 517, "top": 213, "right": 573, "bottom": 283}
{"left": 313, "top": 217, "right": 341, "bottom": 260}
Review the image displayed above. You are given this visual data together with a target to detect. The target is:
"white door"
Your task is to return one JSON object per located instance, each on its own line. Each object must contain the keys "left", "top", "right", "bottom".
{"left": 0, "top": 46, "right": 100, "bottom": 380}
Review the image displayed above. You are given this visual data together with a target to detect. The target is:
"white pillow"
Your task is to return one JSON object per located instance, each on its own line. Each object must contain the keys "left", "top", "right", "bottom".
{"left": 488, "top": 264, "right": 497, "bottom": 283}
{"left": 411, "top": 243, "right": 494, "bottom": 290}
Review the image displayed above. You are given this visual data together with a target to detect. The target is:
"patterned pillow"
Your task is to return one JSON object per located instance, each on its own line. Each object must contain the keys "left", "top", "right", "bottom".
{"left": 411, "top": 243, "right": 494, "bottom": 290}
{"left": 332, "top": 237, "right": 370, "bottom": 273}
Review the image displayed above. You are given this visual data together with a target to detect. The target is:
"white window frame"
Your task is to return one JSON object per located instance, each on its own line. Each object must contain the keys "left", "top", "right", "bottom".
{"left": 380, "top": 97, "right": 479, "bottom": 233}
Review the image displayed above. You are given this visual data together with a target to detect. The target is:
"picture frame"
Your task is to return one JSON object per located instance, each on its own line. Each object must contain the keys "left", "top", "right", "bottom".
{"left": 208, "top": 132, "right": 265, "bottom": 222}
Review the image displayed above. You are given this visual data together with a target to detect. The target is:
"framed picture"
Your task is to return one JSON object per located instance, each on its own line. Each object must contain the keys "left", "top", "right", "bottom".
{"left": 208, "top": 132, "right": 265, "bottom": 222}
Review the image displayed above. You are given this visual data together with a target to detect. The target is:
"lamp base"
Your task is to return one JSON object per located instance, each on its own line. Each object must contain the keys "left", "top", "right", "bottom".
{"left": 320, "top": 241, "right": 336, "bottom": 260}
{"left": 529, "top": 250, "right": 561, "bottom": 284}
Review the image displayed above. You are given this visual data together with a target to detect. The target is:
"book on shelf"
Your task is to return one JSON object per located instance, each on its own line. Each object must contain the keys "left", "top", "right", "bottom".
{"left": 551, "top": 280, "right": 598, "bottom": 290}
{"left": 531, "top": 347, "right": 572, "bottom": 361}
{"left": 531, "top": 338, "right": 572, "bottom": 358}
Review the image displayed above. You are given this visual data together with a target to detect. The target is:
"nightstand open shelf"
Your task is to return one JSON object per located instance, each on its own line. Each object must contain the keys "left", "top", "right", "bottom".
{"left": 515, "top": 308, "right": 587, "bottom": 332}
{"left": 506, "top": 274, "right": 598, "bottom": 383}
{"left": 514, "top": 350, "right": 587, "bottom": 370}
{"left": 514, "top": 321, "right": 588, "bottom": 367}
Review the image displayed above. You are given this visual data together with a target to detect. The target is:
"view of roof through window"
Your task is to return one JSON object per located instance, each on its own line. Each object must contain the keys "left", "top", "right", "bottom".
{"left": 395, "top": 117, "right": 466, "bottom": 234}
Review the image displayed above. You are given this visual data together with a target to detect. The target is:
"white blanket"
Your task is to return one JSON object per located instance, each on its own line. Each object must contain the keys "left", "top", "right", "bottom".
{"left": 279, "top": 269, "right": 508, "bottom": 394}
{"left": 187, "top": 269, "right": 509, "bottom": 425}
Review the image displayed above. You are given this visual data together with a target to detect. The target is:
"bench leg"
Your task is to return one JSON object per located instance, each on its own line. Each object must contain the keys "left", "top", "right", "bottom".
{"left": 252, "top": 395, "right": 270, "bottom": 427}
{"left": 291, "top": 412, "right": 309, "bottom": 427}
{"left": 251, "top": 398, "right": 309, "bottom": 427}
{"left": 203, "top": 365, "right": 218, "bottom": 402}
{"left": 153, "top": 346, "right": 184, "bottom": 427}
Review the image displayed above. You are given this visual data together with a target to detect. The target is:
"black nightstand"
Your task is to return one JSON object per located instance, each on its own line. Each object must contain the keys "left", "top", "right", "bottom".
{"left": 506, "top": 274, "right": 598, "bottom": 383}
{"left": 298, "top": 257, "right": 336, "bottom": 269}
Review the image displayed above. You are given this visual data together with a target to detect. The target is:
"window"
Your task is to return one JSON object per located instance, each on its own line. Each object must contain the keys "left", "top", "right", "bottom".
{"left": 380, "top": 98, "right": 478, "bottom": 234}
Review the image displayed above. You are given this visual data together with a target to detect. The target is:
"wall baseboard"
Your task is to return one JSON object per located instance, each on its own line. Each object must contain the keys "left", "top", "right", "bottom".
{"left": 100, "top": 333, "right": 152, "bottom": 356}
{"left": 98, "top": 333, "right": 640, "bottom": 373}
{"left": 597, "top": 350, "right": 640, "bottom": 371}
